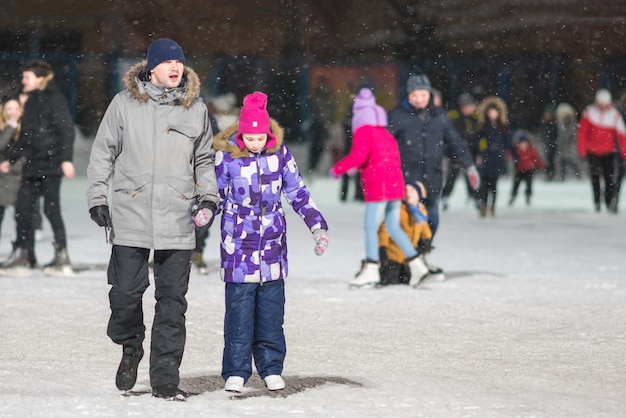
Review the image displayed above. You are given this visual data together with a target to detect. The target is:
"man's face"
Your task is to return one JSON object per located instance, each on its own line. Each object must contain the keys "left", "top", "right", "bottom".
{"left": 408, "top": 90, "right": 430, "bottom": 109}
{"left": 22, "top": 71, "right": 43, "bottom": 92}
{"left": 460, "top": 103, "right": 476, "bottom": 116}
{"left": 150, "top": 60, "right": 184, "bottom": 89}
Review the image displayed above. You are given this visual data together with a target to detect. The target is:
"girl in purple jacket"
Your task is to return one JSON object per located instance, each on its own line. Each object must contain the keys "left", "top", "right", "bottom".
{"left": 330, "top": 88, "right": 430, "bottom": 289}
{"left": 213, "top": 91, "right": 328, "bottom": 393}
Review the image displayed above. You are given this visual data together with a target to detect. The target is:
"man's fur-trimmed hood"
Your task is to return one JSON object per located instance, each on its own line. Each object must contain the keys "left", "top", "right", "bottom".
{"left": 213, "top": 119, "right": 284, "bottom": 158}
{"left": 122, "top": 60, "right": 200, "bottom": 108}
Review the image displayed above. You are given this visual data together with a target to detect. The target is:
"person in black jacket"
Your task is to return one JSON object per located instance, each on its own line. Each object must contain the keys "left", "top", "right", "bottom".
{"left": 388, "top": 73, "right": 479, "bottom": 238}
{"left": 442, "top": 93, "right": 480, "bottom": 210}
{"left": 191, "top": 111, "right": 220, "bottom": 273}
{"left": 474, "top": 96, "right": 511, "bottom": 217}
{"left": 388, "top": 73, "right": 480, "bottom": 279}
{"left": 0, "top": 60, "right": 75, "bottom": 272}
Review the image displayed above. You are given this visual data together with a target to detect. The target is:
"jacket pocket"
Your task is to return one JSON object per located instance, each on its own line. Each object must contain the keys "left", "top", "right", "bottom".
{"left": 111, "top": 175, "right": 152, "bottom": 234}
{"left": 168, "top": 177, "right": 196, "bottom": 201}
{"left": 166, "top": 177, "right": 197, "bottom": 220}
{"left": 167, "top": 124, "right": 202, "bottom": 140}
{"left": 113, "top": 177, "right": 150, "bottom": 197}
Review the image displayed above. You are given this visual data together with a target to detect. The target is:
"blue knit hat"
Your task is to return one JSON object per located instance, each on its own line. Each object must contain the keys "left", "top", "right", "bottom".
{"left": 147, "top": 38, "right": 185, "bottom": 71}
{"left": 407, "top": 180, "right": 427, "bottom": 200}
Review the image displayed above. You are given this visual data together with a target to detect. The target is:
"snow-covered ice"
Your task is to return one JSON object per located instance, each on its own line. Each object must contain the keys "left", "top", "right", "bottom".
{"left": 1, "top": 171, "right": 625, "bottom": 417}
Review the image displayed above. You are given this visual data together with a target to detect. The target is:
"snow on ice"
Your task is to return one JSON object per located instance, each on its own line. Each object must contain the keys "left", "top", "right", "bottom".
{"left": 0, "top": 167, "right": 625, "bottom": 417}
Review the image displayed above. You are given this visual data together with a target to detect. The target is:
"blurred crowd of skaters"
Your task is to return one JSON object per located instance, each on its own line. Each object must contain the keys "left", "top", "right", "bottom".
{"left": 304, "top": 76, "right": 626, "bottom": 217}
{"left": 2, "top": 67, "right": 625, "bottom": 276}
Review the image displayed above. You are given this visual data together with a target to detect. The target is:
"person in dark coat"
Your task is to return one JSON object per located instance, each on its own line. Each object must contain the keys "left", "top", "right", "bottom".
{"left": 0, "top": 60, "right": 75, "bottom": 271}
{"left": 0, "top": 97, "right": 23, "bottom": 247}
{"left": 388, "top": 73, "right": 480, "bottom": 239}
{"left": 442, "top": 93, "right": 480, "bottom": 210}
{"left": 388, "top": 73, "right": 480, "bottom": 279}
{"left": 305, "top": 113, "right": 329, "bottom": 176}
{"left": 339, "top": 108, "right": 365, "bottom": 202}
{"left": 191, "top": 111, "right": 221, "bottom": 273}
{"left": 474, "top": 96, "right": 511, "bottom": 217}
{"left": 539, "top": 105, "right": 558, "bottom": 181}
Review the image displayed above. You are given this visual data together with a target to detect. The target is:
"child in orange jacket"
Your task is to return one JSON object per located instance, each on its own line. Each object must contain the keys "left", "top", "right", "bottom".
{"left": 378, "top": 181, "right": 435, "bottom": 286}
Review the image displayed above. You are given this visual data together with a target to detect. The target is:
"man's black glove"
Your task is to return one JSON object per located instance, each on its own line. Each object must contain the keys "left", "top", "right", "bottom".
{"left": 89, "top": 205, "right": 111, "bottom": 228}
{"left": 192, "top": 201, "right": 217, "bottom": 236}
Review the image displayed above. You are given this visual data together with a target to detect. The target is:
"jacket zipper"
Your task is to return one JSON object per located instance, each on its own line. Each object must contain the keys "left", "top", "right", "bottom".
{"left": 255, "top": 153, "right": 266, "bottom": 285}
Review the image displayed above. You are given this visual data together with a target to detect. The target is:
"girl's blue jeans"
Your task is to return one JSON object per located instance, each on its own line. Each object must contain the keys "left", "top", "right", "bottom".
{"left": 364, "top": 200, "right": 418, "bottom": 262}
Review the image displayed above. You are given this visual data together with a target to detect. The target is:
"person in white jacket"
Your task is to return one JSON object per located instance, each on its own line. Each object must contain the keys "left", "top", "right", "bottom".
{"left": 86, "top": 38, "right": 219, "bottom": 401}
{"left": 577, "top": 89, "right": 626, "bottom": 213}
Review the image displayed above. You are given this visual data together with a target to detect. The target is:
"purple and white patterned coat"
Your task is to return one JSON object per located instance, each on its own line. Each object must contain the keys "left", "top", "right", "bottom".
{"left": 213, "top": 120, "right": 328, "bottom": 283}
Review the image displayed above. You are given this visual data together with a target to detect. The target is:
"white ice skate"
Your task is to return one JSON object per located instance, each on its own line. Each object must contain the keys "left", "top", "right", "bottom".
{"left": 264, "top": 375, "right": 285, "bottom": 391}
{"left": 224, "top": 376, "right": 244, "bottom": 393}
{"left": 408, "top": 255, "right": 430, "bottom": 288}
{"left": 424, "top": 257, "right": 445, "bottom": 282}
{"left": 349, "top": 260, "right": 380, "bottom": 289}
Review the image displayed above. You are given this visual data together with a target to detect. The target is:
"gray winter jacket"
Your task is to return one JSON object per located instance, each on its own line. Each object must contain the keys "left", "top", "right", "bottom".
{"left": 86, "top": 61, "right": 218, "bottom": 250}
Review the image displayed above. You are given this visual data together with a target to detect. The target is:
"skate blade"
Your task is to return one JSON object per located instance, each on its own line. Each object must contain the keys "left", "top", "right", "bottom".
{"left": 410, "top": 273, "right": 432, "bottom": 288}
{"left": 348, "top": 282, "right": 379, "bottom": 290}
{"left": 43, "top": 265, "right": 75, "bottom": 277}
{"left": 0, "top": 266, "right": 33, "bottom": 276}
{"left": 154, "top": 393, "right": 187, "bottom": 402}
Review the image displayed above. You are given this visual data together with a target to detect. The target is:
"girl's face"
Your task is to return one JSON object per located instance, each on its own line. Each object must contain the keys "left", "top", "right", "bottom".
{"left": 2, "top": 99, "right": 22, "bottom": 121}
{"left": 487, "top": 107, "right": 499, "bottom": 122}
{"left": 242, "top": 133, "right": 268, "bottom": 153}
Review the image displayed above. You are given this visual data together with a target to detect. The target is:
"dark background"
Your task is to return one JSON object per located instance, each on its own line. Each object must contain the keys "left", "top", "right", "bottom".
{"left": 1, "top": 0, "right": 625, "bottom": 140}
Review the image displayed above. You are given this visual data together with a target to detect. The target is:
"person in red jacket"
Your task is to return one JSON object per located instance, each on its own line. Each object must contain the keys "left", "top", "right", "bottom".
{"left": 577, "top": 89, "right": 626, "bottom": 213}
{"left": 508, "top": 134, "right": 546, "bottom": 206}
{"left": 330, "top": 88, "right": 429, "bottom": 289}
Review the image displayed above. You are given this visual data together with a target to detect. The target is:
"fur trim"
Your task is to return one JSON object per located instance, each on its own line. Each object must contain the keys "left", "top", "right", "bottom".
{"left": 213, "top": 118, "right": 284, "bottom": 158}
{"left": 477, "top": 96, "right": 508, "bottom": 129}
{"left": 122, "top": 60, "right": 200, "bottom": 108}
{"left": 556, "top": 102, "right": 577, "bottom": 122}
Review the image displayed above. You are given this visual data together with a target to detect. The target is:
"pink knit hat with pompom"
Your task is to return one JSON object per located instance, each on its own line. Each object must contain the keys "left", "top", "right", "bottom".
{"left": 236, "top": 91, "right": 277, "bottom": 150}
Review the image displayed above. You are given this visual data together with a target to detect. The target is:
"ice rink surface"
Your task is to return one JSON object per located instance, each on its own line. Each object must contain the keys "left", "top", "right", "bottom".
{"left": 1, "top": 173, "right": 624, "bottom": 417}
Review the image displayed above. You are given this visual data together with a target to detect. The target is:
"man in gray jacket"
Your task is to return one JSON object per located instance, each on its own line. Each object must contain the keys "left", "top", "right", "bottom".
{"left": 86, "top": 38, "right": 218, "bottom": 401}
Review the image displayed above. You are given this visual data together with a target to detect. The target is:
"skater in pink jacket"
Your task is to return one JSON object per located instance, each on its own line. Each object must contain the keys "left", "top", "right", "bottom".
{"left": 330, "top": 88, "right": 430, "bottom": 289}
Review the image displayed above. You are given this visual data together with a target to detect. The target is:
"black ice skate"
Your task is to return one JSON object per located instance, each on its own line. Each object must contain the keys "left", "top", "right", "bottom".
{"left": 152, "top": 383, "right": 188, "bottom": 401}
{"left": 116, "top": 345, "right": 144, "bottom": 391}
{"left": 0, "top": 244, "right": 37, "bottom": 275}
{"left": 42, "top": 243, "right": 74, "bottom": 276}
{"left": 191, "top": 251, "right": 208, "bottom": 274}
